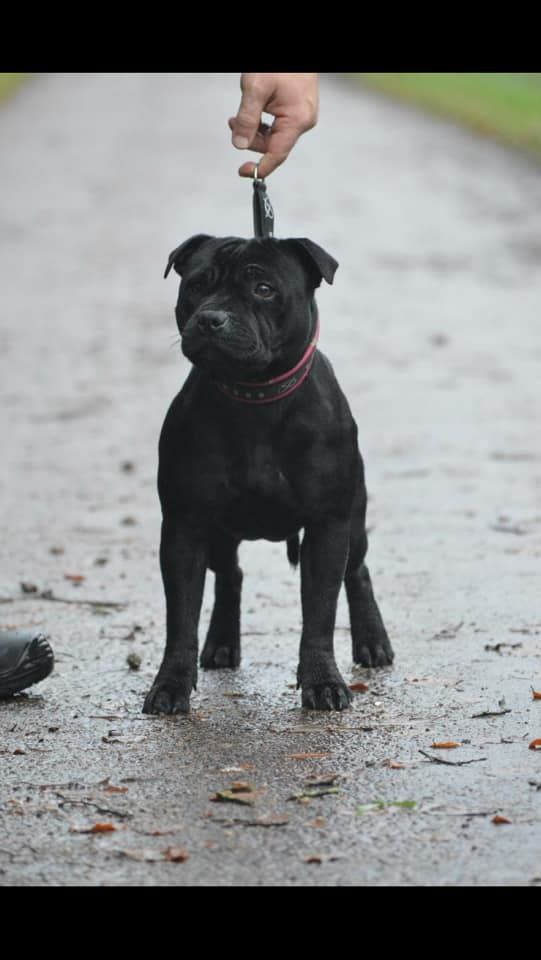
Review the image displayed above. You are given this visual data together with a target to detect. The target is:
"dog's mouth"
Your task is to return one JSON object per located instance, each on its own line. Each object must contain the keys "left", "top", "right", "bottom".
{"left": 181, "top": 330, "right": 270, "bottom": 381}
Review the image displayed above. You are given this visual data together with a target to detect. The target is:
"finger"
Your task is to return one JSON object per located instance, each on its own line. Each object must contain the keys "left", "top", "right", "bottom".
{"left": 241, "top": 121, "right": 300, "bottom": 178}
{"left": 230, "top": 90, "right": 266, "bottom": 149}
{"left": 228, "top": 118, "right": 271, "bottom": 154}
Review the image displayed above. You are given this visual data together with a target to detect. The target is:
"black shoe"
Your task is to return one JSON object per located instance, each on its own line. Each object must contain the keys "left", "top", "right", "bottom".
{"left": 0, "top": 631, "right": 54, "bottom": 698}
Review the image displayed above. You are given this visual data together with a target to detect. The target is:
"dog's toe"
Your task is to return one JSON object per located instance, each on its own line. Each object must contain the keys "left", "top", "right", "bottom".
{"left": 200, "top": 642, "right": 240, "bottom": 669}
{"left": 143, "top": 683, "right": 191, "bottom": 715}
{"left": 302, "top": 682, "right": 352, "bottom": 712}
{"left": 353, "top": 635, "right": 394, "bottom": 668}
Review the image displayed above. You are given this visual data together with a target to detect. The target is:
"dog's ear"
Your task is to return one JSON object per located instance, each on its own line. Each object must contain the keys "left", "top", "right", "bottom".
{"left": 285, "top": 238, "right": 339, "bottom": 287}
{"left": 164, "top": 234, "right": 213, "bottom": 279}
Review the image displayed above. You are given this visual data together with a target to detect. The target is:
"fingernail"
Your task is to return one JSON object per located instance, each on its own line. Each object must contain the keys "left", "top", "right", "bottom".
{"left": 233, "top": 135, "right": 250, "bottom": 149}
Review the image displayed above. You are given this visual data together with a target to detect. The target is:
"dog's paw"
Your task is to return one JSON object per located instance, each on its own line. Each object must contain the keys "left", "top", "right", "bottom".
{"left": 352, "top": 631, "right": 394, "bottom": 668}
{"left": 301, "top": 682, "right": 353, "bottom": 711}
{"left": 200, "top": 640, "right": 240, "bottom": 670}
{"left": 142, "top": 679, "right": 192, "bottom": 715}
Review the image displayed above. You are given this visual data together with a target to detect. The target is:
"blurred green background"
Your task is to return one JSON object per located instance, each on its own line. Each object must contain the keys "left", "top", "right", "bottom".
{"left": 2, "top": 74, "right": 541, "bottom": 164}
{"left": 354, "top": 73, "right": 541, "bottom": 163}
{"left": 0, "top": 73, "right": 28, "bottom": 102}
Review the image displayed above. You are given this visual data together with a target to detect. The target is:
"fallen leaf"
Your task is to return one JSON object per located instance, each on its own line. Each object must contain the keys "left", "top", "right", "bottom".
{"left": 209, "top": 790, "right": 258, "bottom": 806}
{"left": 251, "top": 815, "right": 289, "bottom": 828}
{"left": 304, "top": 774, "right": 339, "bottom": 787}
{"left": 163, "top": 846, "right": 189, "bottom": 863}
{"left": 13, "top": 748, "right": 26, "bottom": 756}
{"left": 230, "top": 781, "right": 254, "bottom": 793}
{"left": 120, "top": 848, "right": 162, "bottom": 862}
{"left": 304, "top": 855, "right": 322, "bottom": 864}
{"left": 382, "top": 759, "right": 406, "bottom": 769}
{"left": 64, "top": 574, "right": 85, "bottom": 583}
{"left": 492, "top": 815, "right": 512, "bottom": 825}
{"left": 102, "top": 785, "right": 128, "bottom": 795}
{"left": 485, "top": 642, "right": 522, "bottom": 652}
{"left": 70, "top": 822, "right": 117, "bottom": 834}
{"left": 532, "top": 690, "right": 541, "bottom": 701}
{"left": 287, "top": 787, "right": 340, "bottom": 803}
{"left": 309, "top": 816, "right": 326, "bottom": 828}
{"left": 529, "top": 739, "right": 541, "bottom": 750}
{"left": 348, "top": 682, "right": 369, "bottom": 693}
{"left": 288, "top": 752, "right": 333, "bottom": 760}
{"left": 471, "top": 708, "right": 511, "bottom": 718}
{"left": 431, "top": 742, "right": 461, "bottom": 749}
{"left": 357, "top": 800, "right": 416, "bottom": 815}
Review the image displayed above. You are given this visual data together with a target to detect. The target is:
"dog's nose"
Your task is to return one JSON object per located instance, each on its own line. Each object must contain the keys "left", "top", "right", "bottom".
{"left": 197, "top": 310, "right": 230, "bottom": 333}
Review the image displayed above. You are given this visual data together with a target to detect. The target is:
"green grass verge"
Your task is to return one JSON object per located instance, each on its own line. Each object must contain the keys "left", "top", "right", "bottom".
{"left": 353, "top": 73, "right": 541, "bottom": 163}
{"left": 0, "top": 73, "right": 29, "bottom": 104}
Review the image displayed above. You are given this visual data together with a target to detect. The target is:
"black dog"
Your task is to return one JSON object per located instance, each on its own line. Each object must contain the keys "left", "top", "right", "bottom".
{"left": 143, "top": 235, "right": 393, "bottom": 715}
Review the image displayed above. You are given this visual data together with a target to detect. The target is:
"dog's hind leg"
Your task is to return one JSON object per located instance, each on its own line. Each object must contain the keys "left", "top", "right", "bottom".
{"left": 345, "top": 480, "right": 394, "bottom": 668}
{"left": 200, "top": 533, "right": 243, "bottom": 669}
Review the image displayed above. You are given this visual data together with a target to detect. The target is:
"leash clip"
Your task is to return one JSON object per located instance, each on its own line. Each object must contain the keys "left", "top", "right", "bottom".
{"left": 252, "top": 165, "right": 274, "bottom": 238}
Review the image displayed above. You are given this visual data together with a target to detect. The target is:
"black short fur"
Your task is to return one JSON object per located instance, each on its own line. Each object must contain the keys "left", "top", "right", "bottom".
{"left": 143, "top": 236, "right": 393, "bottom": 715}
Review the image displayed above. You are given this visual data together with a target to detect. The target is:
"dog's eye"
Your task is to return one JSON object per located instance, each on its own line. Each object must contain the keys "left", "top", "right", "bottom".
{"left": 188, "top": 279, "right": 204, "bottom": 295}
{"left": 254, "top": 283, "right": 274, "bottom": 299}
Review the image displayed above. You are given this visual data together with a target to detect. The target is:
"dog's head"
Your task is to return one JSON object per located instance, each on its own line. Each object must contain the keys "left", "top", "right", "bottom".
{"left": 164, "top": 235, "right": 338, "bottom": 381}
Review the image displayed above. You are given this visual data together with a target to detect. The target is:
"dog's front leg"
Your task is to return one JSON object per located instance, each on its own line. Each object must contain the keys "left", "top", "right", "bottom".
{"left": 297, "top": 520, "right": 353, "bottom": 711}
{"left": 143, "top": 519, "right": 207, "bottom": 715}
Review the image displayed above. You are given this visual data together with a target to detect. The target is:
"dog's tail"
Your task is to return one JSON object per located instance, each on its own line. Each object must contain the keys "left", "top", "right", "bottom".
{"left": 287, "top": 535, "right": 300, "bottom": 569}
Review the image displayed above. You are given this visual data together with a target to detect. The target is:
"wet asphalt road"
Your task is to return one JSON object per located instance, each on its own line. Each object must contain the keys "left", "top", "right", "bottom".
{"left": 1, "top": 73, "right": 540, "bottom": 886}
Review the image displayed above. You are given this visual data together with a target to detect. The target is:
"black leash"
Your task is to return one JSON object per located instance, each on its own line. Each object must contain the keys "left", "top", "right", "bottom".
{"left": 252, "top": 165, "right": 274, "bottom": 238}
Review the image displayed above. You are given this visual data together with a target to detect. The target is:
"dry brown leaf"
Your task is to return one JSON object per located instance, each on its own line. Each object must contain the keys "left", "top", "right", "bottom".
{"left": 532, "top": 690, "right": 541, "bottom": 701}
{"left": 64, "top": 573, "right": 85, "bottom": 582}
{"left": 70, "top": 822, "right": 117, "bottom": 834}
{"left": 382, "top": 759, "right": 406, "bottom": 769}
{"left": 431, "top": 741, "right": 461, "bottom": 749}
{"left": 230, "top": 781, "right": 254, "bottom": 793}
{"left": 348, "top": 682, "right": 369, "bottom": 693}
{"left": 304, "top": 855, "right": 322, "bottom": 864}
{"left": 163, "top": 846, "right": 189, "bottom": 863}
{"left": 288, "top": 752, "right": 333, "bottom": 760}
{"left": 102, "top": 785, "right": 128, "bottom": 794}
{"left": 492, "top": 815, "right": 512, "bottom": 825}
{"left": 252, "top": 815, "right": 289, "bottom": 827}
{"left": 309, "top": 816, "right": 326, "bottom": 828}
{"left": 529, "top": 738, "right": 541, "bottom": 750}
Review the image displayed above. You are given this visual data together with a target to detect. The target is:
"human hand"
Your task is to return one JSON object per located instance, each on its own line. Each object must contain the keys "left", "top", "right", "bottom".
{"left": 229, "top": 73, "right": 319, "bottom": 178}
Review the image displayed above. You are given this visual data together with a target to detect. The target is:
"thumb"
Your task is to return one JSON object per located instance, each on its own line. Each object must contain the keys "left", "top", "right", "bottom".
{"left": 231, "top": 89, "right": 264, "bottom": 149}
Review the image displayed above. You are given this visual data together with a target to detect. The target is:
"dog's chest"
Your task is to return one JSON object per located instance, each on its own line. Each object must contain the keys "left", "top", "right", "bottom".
{"left": 217, "top": 439, "right": 301, "bottom": 541}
